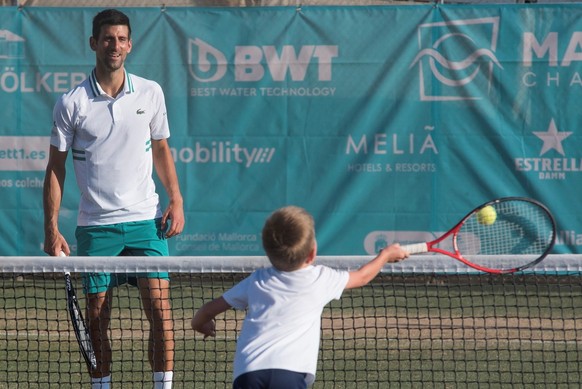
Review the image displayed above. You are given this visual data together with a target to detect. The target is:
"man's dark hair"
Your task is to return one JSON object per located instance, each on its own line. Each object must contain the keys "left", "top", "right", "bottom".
{"left": 92, "top": 9, "right": 131, "bottom": 40}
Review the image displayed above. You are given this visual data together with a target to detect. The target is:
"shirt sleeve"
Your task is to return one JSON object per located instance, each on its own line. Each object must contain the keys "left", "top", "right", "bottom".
{"left": 222, "top": 274, "right": 252, "bottom": 310}
{"left": 321, "top": 266, "right": 350, "bottom": 301}
{"left": 149, "top": 82, "right": 170, "bottom": 140}
{"left": 50, "top": 94, "right": 75, "bottom": 151}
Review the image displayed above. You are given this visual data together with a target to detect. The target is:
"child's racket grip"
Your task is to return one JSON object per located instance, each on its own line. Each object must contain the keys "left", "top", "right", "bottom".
{"left": 402, "top": 243, "right": 428, "bottom": 255}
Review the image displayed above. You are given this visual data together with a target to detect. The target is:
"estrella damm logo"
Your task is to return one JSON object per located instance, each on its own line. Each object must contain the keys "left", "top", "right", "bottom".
{"left": 409, "top": 17, "right": 503, "bottom": 102}
{"left": 515, "top": 118, "right": 581, "bottom": 181}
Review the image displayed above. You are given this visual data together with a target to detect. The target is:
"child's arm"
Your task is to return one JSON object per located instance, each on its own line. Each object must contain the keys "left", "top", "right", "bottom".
{"left": 345, "top": 243, "right": 409, "bottom": 289}
{"left": 191, "top": 296, "right": 232, "bottom": 338}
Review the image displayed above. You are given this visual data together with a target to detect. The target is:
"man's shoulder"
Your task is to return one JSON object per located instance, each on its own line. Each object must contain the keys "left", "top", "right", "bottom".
{"left": 127, "top": 72, "right": 163, "bottom": 93}
{"left": 57, "top": 77, "right": 92, "bottom": 106}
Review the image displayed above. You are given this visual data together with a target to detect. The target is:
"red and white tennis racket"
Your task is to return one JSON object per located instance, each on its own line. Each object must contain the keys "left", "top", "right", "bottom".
{"left": 402, "top": 197, "right": 556, "bottom": 274}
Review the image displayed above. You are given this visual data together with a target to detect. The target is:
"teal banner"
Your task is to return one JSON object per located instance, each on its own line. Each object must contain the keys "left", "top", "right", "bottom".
{"left": 0, "top": 5, "right": 580, "bottom": 255}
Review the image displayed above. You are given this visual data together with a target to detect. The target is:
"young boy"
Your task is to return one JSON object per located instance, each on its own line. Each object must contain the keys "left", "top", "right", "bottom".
{"left": 191, "top": 206, "right": 409, "bottom": 388}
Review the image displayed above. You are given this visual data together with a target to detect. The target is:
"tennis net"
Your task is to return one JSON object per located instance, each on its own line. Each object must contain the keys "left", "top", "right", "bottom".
{"left": 1, "top": 255, "right": 581, "bottom": 388}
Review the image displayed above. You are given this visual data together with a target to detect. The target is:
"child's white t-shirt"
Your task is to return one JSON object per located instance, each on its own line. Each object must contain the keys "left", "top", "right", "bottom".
{"left": 223, "top": 264, "right": 350, "bottom": 386}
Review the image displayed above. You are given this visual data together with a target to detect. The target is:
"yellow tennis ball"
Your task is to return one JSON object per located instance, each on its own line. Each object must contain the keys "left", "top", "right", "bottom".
{"left": 477, "top": 205, "right": 497, "bottom": 225}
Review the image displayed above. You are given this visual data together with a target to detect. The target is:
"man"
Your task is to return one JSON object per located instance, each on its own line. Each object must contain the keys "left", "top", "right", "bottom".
{"left": 43, "top": 9, "right": 184, "bottom": 389}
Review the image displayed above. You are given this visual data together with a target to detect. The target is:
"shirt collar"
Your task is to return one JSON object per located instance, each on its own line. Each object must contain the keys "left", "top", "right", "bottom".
{"left": 88, "top": 68, "right": 134, "bottom": 98}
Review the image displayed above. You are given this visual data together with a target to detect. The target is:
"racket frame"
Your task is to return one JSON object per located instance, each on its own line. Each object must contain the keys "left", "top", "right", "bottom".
{"left": 64, "top": 270, "right": 97, "bottom": 370}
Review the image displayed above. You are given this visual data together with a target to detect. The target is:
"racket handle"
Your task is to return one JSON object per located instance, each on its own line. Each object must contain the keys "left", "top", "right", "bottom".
{"left": 402, "top": 243, "right": 428, "bottom": 255}
{"left": 59, "top": 251, "right": 69, "bottom": 276}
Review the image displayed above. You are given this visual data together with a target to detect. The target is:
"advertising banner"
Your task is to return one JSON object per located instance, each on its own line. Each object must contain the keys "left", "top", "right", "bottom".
{"left": 0, "top": 5, "right": 580, "bottom": 256}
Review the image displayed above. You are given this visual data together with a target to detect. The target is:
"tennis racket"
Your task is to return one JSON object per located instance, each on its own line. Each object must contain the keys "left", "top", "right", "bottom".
{"left": 61, "top": 252, "right": 97, "bottom": 370}
{"left": 402, "top": 197, "right": 556, "bottom": 274}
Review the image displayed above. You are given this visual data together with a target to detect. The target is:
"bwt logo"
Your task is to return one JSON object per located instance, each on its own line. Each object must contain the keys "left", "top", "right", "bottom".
{"left": 188, "top": 38, "right": 338, "bottom": 83}
{"left": 409, "top": 17, "right": 503, "bottom": 101}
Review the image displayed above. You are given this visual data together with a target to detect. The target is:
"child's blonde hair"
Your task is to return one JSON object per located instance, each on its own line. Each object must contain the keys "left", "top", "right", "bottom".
{"left": 262, "top": 206, "right": 316, "bottom": 271}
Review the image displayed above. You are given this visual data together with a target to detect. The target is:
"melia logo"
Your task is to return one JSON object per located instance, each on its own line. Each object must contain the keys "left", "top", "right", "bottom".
{"left": 409, "top": 17, "right": 503, "bottom": 101}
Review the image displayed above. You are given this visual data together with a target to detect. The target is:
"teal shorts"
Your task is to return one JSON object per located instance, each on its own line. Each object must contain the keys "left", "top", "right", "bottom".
{"left": 76, "top": 219, "right": 170, "bottom": 294}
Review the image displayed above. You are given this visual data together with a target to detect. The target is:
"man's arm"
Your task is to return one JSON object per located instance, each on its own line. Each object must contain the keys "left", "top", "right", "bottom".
{"left": 43, "top": 145, "right": 69, "bottom": 256}
{"left": 152, "top": 138, "right": 184, "bottom": 238}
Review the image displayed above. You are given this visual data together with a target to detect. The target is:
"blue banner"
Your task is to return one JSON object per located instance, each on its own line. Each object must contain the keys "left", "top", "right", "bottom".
{"left": 0, "top": 5, "right": 580, "bottom": 256}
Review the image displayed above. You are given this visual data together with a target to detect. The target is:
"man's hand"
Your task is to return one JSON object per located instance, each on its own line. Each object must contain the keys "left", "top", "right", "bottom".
{"left": 161, "top": 199, "right": 184, "bottom": 238}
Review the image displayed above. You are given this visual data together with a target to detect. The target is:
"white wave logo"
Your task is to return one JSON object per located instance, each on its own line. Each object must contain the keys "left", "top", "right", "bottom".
{"left": 188, "top": 38, "right": 228, "bottom": 83}
{"left": 409, "top": 18, "right": 502, "bottom": 101}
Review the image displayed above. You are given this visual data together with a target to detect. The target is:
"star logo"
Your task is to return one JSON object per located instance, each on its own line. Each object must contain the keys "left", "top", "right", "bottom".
{"left": 533, "top": 119, "right": 572, "bottom": 156}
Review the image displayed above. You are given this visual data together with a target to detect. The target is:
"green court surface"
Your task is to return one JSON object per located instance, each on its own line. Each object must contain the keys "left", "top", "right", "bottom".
{"left": 1, "top": 273, "right": 581, "bottom": 388}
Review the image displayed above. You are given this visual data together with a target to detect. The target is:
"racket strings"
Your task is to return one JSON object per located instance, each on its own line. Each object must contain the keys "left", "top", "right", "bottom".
{"left": 459, "top": 200, "right": 555, "bottom": 268}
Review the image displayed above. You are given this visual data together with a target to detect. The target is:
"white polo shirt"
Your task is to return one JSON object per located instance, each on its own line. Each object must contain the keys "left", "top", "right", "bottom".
{"left": 50, "top": 69, "right": 170, "bottom": 226}
{"left": 223, "top": 265, "right": 350, "bottom": 386}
